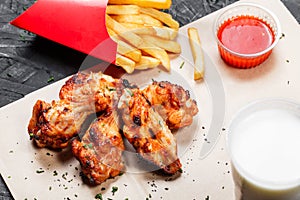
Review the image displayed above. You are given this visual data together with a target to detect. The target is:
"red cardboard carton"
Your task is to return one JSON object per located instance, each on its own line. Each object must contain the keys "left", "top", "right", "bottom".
{"left": 11, "top": 0, "right": 117, "bottom": 63}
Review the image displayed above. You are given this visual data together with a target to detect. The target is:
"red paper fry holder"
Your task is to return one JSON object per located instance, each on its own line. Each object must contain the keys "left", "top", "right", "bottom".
{"left": 10, "top": 0, "right": 117, "bottom": 64}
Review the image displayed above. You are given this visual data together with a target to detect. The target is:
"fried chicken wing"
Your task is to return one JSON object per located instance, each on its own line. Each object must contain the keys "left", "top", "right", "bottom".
{"left": 142, "top": 81, "right": 198, "bottom": 129}
{"left": 28, "top": 99, "right": 93, "bottom": 148}
{"left": 59, "top": 72, "right": 119, "bottom": 112}
{"left": 28, "top": 71, "right": 120, "bottom": 149}
{"left": 72, "top": 110, "right": 125, "bottom": 185}
{"left": 118, "top": 89, "right": 182, "bottom": 174}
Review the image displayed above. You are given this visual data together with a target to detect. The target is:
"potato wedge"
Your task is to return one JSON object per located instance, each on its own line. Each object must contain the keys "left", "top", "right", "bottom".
{"left": 108, "top": 0, "right": 171, "bottom": 9}
{"left": 188, "top": 28, "right": 205, "bottom": 80}
{"left": 140, "top": 7, "right": 179, "bottom": 29}
{"left": 115, "top": 54, "right": 135, "bottom": 73}
{"left": 106, "top": 5, "right": 140, "bottom": 15}
{"left": 141, "top": 35, "right": 181, "bottom": 54}
{"left": 135, "top": 56, "right": 160, "bottom": 70}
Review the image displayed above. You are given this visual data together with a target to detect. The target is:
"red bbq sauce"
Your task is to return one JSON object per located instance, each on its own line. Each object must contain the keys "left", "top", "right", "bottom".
{"left": 217, "top": 16, "right": 275, "bottom": 55}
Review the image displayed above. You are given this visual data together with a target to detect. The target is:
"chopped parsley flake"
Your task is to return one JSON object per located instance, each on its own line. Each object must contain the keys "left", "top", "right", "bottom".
{"left": 94, "top": 193, "right": 103, "bottom": 200}
{"left": 83, "top": 143, "right": 93, "bottom": 149}
{"left": 158, "top": 120, "right": 163, "bottom": 128}
{"left": 112, "top": 186, "right": 118, "bottom": 195}
{"left": 29, "top": 133, "right": 34, "bottom": 139}
{"left": 125, "top": 88, "right": 133, "bottom": 97}
{"left": 179, "top": 61, "right": 185, "bottom": 69}
{"left": 36, "top": 169, "right": 45, "bottom": 174}
{"left": 47, "top": 76, "right": 54, "bottom": 83}
{"left": 53, "top": 170, "right": 58, "bottom": 176}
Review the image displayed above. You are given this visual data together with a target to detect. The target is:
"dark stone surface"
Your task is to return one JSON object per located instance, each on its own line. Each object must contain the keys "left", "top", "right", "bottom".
{"left": 0, "top": 0, "right": 299, "bottom": 198}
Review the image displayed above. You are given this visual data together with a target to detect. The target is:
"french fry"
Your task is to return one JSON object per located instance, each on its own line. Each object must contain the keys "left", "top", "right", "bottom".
{"left": 121, "top": 23, "right": 177, "bottom": 40}
{"left": 111, "top": 14, "right": 143, "bottom": 25}
{"left": 106, "top": 15, "right": 143, "bottom": 47}
{"left": 106, "top": 2, "right": 181, "bottom": 73}
{"left": 107, "top": 27, "right": 118, "bottom": 39}
{"left": 120, "top": 22, "right": 145, "bottom": 29}
{"left": 117, "top": 40, "right": 142, "bottom": 62}
{"left": 108, "top": 0, "right": 171, "bottom": 9}
{"left": 141, "top": 35, "right": 181, "bottom": 54}
{"left": 107, "top": 28, "right": 142, "bottom": 62}
{"left": 140, "top": 7, "right": 179, "bottom": 30}
{"left": 188, "top": 28, "right": 205, "bottom": 80}
{"left": 153, "top": 26, "right": 178, "bottom": 40}
{"left": 139, "top": 41, "right": 170, "bottom": 71}
{"left": 135, "top": 56, "right": 160, "bottom": 70}
{"left": 121, "top": 23, "right": 157, "bottom": 35}
{"left": 115, "top": 54, "right": 135, "bottom": 74}
{"left": 106, "top": 5, "right": 140, "bottom": 15}
{"left": 111, "top": 14, "right": 163, "bottom": 27}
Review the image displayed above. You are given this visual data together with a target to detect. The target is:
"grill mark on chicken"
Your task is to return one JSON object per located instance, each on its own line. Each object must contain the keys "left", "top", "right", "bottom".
{"left": 28, "top": 72, "right": 120, "bottom": 149}
{"left": 142, "top": 81, "right": 198, "bottom": 129}
{"left": 72, "top": 110, "right": 125, "bottom": 185}
{"left": 118, "top": 89, "right": 182, "bottom": 174}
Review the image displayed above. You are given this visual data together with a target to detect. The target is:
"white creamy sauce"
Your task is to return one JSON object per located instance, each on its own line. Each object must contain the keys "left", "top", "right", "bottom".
{"left": 230, "top": 108, "right": 300, "bottom": 189}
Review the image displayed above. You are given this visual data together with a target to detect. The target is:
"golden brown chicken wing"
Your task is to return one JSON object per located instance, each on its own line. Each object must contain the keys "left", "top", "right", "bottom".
{"left": 28, "top": 99, "right": 93, "bottom": 148}
{"left": 118, "top": 88, "right": 182, "bottom": 174}
{"left": 72, "top": 110, "right": 125, "bottom": 185}
{"left": 28, "top": 71, "right": 120, "bottom": 149}
{"left": 59, "top": 72, "right": 119, "bottom": 112}
{"left": 142, "top": 81, "right": 198, "bottom": 129}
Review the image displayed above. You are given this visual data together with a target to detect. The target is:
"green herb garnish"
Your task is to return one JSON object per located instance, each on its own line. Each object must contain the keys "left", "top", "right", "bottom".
{"left": 95, "top": 193, "right": 103, "bottom": 200}
{"left": 29, "top": 132, "right": 34, "bottom": 140}
{"left": 47, "top": 76, "right": 54, "bottom": 83}
{"left": 179, "top": 61, "right": 185, "bottom": 69}
{"left": 125, "top": 88, "right": 133, "bottom": 97}
{"left": 53, "top": 170, "right": 58, "bottom": 176}
{"left": 83, "top": 143, "right": 93, "bottom": 149}
{"left": 36, "top": 169, "right": 45, "bottom": 174}
{"left": 111, "top": 186, "right": 118, "bottom": 195}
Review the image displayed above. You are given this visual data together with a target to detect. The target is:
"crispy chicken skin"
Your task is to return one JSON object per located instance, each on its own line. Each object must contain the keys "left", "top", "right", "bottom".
{"left": 28, "top": 71, "right": 120, "bottom": 149}
{"left": 142, "top": 81, "right": 198, "bottom": 129}
{"left": 118, "top": 89, "right": 182, "bottom": 174}
{"left": 59, "top": 72, "right": 118, "bottom": 112}
{"left": 72, "top": 110, "right": 125, "bottom": 185}
{"left": 28, "top": 99, "right": 93, "bottom": 148}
